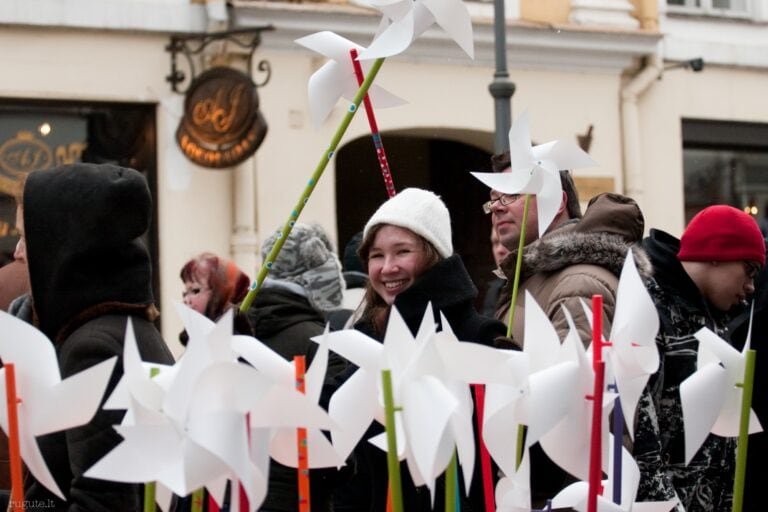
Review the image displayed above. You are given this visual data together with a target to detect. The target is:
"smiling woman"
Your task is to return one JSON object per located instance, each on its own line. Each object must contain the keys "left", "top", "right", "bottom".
{"left": 334, "top": 187, "right": 508, "bottom": 512}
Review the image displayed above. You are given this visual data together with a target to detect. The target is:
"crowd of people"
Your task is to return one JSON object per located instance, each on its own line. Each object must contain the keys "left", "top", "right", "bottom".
{"left": 0, "top": 156, "right": 765, "bottom": 512}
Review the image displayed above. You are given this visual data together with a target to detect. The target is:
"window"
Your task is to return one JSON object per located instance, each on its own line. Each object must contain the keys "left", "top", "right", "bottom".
{"left": 682, "top": 119, "right": 768, "bottom": 236}
{"left": 667, "top": 0, "right": 750, "bottom": 16}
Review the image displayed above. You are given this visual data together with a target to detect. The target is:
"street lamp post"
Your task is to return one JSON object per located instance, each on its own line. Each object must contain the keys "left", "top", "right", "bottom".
{"left": 488, "top": 0, "right": 515, "bottom": 154}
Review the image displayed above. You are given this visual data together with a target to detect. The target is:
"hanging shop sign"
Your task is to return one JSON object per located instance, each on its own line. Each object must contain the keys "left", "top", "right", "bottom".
{"left": 176, "top": 67, "right": 268, "bottom": 169}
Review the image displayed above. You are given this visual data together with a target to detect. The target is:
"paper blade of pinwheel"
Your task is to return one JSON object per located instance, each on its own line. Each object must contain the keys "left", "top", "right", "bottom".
{"left": 368, "top": 411, "right": 407, "bottom": 458}
{"left": 0, "top": 310, "right": 60, "bottom": 388}
{"left": 247, "top": 385, "right": 334, "bottom": 430}
{"left": 17, "top": 409, "right": 66, "bottom": 499}
{"left": 444, "top": 379, "right": 476, "bottom": 495}
{"left": 187, "top": 409, "right": 261, "bottom": 507}
{"left": 174, "top": 301, "right": 216, "bottom": 342}
{"left": 508, "top": 111, "right": 536, "bottom": 171}
{"left": 270, "top": 427, "right": 344, "bottom": 468}
{"left": 401, "top": 375, "right": 459, "bottom": 489}
{"left": 311, "top": 329, "right": 383, "bottom": 373}
{"left": 105, "top": 318, "right": 167, "bottom": 412}
{"left": 694, "top": 327, "right": 762, "bottom": 436}
{"left": 383, "top": 306, "right": 421, "bottom": 373}
{"left": 158, "top": 438, "right": 233, "bottom": 498}
{"left": 29, "top": 356, "right": 117, "bottom": 436}
{"left": 421, "top": 0, "right": 474, "bottom": 58}
{"left": 680, "top": 362, "right": 728, "bottom": 464}
{"left": 524, "top": 290, "right": 565, "bottom": 372}
{"left": 533, "top": 161, "right": 566, "bottom": 239}
{"left": 231, "top": 335, "right": 293, "bottom": 386}
{"left": 494, "top": 450, "right": 531, "bottom": 512}
{"left": 434, "top": 319, "right": 529, "bottom": 386}
{"left": 86, "top": 420, "right": 183, "bottom": 484}
{"left": 415, "top": 302, "right": 437, "bottom": 343}
{"left": 305, "top": 324, "right": 331, "bottom": 404}
{"left": 164, "top": 309, "right": 237, "bottom": 421}
{"left": 328, "top": 368, "right": 380, "bottom": 461}
{"left": 470, "top": 166, "right": 544, "bottom": 197}
{"left": 358, "top": 6, "right": 417, "bottom": 60}
{"left": 609, "top": 250, "right": 660, "bottom": 439}
{"left": 534, "top": 139, "right": 598, "bottom": 172}
{"left": 517, "top": 361, "right": 581, "bottom": 447}
{"left": 483, "top": 382, "right": 527, "bottom": 477}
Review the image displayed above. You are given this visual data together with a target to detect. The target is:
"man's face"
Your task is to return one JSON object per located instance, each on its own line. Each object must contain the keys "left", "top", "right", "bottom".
{"left": 488, "top": 169, "right": 541, "bottom": 251}
{"left": 697, "top": 260, "right": 759, "bottom": 312}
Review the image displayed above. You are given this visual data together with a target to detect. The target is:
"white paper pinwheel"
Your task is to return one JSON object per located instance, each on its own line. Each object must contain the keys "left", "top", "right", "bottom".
{"left": 551, "top": 436, "right": 678, "bottom": 512}
{"left": 358, "top": 0, "right": 474, "bottom": 60}
{"left": 0, "top": 310, "right": 117, "bottom": 499}
{"left": 471, "top": 111, "right": 597, "bottom": 238}
{"left": 318, "top": 304, "right": 525, "bottom": 499}
{"left": 87, "top": 305, "right": 335, "bottom": 509}
{"left": 679, "top": 326, "right": 762, "bottom": 464}
{"left": 483, "top": 291, "right": 580, "bottom": 480}
{"left": 232, "top": 326, "right": 344, "bottom": 469}
{"left": 294, "top": 31, "right": 407, "bottom": 128}
{"left": 538, "top": 307, "right": 615, "bottom": 482}
{"left": 599, "top": 249, "right": 659, "bottom": 439}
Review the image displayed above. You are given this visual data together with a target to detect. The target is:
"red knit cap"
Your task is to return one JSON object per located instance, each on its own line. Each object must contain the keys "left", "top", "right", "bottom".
{"left": 678, "top": 205, "right": 766, "bottom": 266}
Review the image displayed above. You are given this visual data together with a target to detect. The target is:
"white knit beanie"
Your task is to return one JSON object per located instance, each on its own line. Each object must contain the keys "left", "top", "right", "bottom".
{"left": 363, "top": 188, "right": 453, "bottom": 258}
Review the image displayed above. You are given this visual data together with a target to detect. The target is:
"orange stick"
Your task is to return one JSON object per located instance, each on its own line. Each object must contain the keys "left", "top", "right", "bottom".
{"left": 6, "top": 363, "right": 25, "bottom": 512}
{"left": 294, "top": 356, "right": 310, "bottom": 512}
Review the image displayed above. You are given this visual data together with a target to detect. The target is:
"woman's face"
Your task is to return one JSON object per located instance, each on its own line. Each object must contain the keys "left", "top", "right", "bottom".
{"left": 367, "top": 225, "right": 432, "bottom": 305}
{"left": 182, "top": 275, "right": 212, "bottom": 315}
{"left": 14, "top": 206, "right": 26, "bottom": 265}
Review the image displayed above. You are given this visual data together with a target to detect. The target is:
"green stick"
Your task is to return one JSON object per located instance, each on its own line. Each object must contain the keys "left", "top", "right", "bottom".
{"left": 190, "top": 488, "right": 205, "bottom": 512}
{"left": 382, "top": 369, "right": 404, "bottom": 512}
{"left": 240, "top": 57, "right": 386, "bottom": 313}
{"left": 732, "top": 349, "right": 756, "bottom": 512}
{"left": 445, "top": 450, "right": 458, "bottom": 512}
{"left": 143, "top": 367, "right": 161, "bottom": 512}
{"left": 506, "top": 194, "right": 531, "bottom": 470}
{"left": 505, "top": 193, "right": 530, "bottom": 338}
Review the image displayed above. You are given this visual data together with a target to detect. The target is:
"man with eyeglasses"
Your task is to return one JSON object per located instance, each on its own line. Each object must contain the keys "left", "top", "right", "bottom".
{"left": 483, "top": 151, "right": 645, "bottom": 349}
{"left": 480, "top": 151, "right": 646, "bottom": 508}
{"left": 633, "top": 205, "right": 765, "bottom": 512}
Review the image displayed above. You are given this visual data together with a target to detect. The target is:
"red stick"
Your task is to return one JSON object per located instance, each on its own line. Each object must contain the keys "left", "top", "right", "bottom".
{"left": 587, "top": 295, "right": 605, "bottom": 512}
{"left": 5, "top": 363, "right": 25, "bottom": 512}
{"left": 350, "top": 48, "right": 397, "bottom": 199}
{"left": 294, "top": 356, "right": 311, "bottom": 512}
{"left": 473, "top": 384, "right": 495, "bottom": 512}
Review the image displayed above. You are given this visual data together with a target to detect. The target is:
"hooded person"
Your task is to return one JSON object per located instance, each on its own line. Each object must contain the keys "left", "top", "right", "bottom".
{"left": 244, "top": 222, "right": 348, "bottom": 512}
{"left": 14, "top": 163, "right": 175, "bottom": 511}
{"left": 333, "top": 188, "right": 506, "bottom": 512}
{"left": 634, "top": 205, "right": 765, "bottom": 512}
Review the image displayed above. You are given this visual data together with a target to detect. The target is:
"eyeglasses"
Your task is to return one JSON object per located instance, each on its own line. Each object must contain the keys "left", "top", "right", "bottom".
{"left": 744, "top": 261, "right": 761, "bottom": 280}
{"left": 482, "top": 193, "right": 523, "bottom": 214}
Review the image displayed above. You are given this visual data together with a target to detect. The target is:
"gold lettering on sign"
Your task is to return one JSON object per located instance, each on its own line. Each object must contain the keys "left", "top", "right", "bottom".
{"left": 191, "top": 84, "right": 245, "bottom": 134}
{"left": 0, "top": 131, "right": 54, "bottom": 176}
{"left": 55, "top": 142, "right": 88, "bottom": 166}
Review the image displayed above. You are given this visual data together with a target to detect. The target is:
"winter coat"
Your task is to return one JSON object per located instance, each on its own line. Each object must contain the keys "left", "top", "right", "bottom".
{"left": 334, "top": 254, "right": 507, "bottom": 512}
{"left": 246, "top": 284, "right": 348, "bottom": 512}
{"left": 728, "top": 260, "right": 768, "bottom": 512}
{"left": 20, "top": 163, "right": 175, "bottom": 511}
{"left": 496, "top": 192, "right": 646, "bottom": 347}
{"left": 633, "top": 229, "right": 736, "bottom": 512}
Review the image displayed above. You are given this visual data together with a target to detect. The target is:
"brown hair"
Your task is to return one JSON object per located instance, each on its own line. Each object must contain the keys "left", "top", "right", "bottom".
{"left": 180, "top": 252, "right": 251, "bottom": 320}
{"left": 356, "top": 224, "right": 442, "bottom": 336}
{"left": 490, "top": 151, "right": 582, "bottom": 219}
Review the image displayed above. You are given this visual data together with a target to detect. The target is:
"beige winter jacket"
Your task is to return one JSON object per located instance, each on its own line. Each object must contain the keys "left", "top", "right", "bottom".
{"left": 495, "top": 192, "right": 649, "bottom": 347}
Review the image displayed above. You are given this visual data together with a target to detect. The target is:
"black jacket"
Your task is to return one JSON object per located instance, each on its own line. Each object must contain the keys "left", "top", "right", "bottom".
{"left": 21, "top": 164, "right": 175, "bottom": 511}
{"left": 246, "top": 285, "right": 348, "bottom": 512}
{"left": 335, "top": 255, "right": 506, "bottom": 512}
{"left": 634, "top": 229, "right": 736, "bottom": 512}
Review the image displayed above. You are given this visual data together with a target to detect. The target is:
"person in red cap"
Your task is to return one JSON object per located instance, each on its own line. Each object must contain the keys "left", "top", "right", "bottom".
{"left": 634, "top": 205, "right": 766, "bottom": 512}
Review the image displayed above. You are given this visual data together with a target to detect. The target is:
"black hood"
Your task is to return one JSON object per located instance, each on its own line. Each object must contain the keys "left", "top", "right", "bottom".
{"left": 643, "top": 228, "right": 704, "bottom": 306}
{"left": 24, "top": 163, "right": 154, "bottom": 341}
{"left": 248, "top": 287, "right": 324, "bottom": 339}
